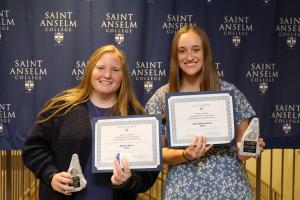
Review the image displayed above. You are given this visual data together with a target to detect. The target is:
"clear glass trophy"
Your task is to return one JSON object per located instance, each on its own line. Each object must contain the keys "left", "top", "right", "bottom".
{"left": 67, "top": 154, "right": 87, "bottom": 192}
{"left": 239, "top": 118, "right": 260, "bottom": 157}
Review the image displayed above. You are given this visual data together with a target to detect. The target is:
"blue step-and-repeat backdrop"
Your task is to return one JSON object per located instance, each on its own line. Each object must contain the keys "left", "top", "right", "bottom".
{"left": 1, "top": 0, "right": 300, "bottom": 149}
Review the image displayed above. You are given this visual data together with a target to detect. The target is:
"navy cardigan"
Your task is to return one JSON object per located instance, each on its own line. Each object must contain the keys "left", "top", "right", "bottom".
{"left": 22, "top": 104, "right": 158, "bottom": 200}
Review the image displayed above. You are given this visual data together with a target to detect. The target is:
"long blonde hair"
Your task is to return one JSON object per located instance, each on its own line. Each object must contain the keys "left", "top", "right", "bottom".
{"left": 168, "top": 25, "right": 220, "bottom": 92}
{"left": 37, "top": 45, "right": 144, "bottom": 123}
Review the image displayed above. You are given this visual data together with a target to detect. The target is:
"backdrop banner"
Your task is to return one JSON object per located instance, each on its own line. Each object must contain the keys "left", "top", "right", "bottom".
{"left": 1, "top": 0, "right": 300, "bottom": 149}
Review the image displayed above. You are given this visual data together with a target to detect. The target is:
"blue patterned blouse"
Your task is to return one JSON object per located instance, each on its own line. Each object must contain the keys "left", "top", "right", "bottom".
{"left": 145, "top": 80, "right": 256, "bottom": 200}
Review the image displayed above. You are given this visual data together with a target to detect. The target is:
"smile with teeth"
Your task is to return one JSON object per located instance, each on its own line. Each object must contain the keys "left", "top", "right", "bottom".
{"left": 99, "top": 80, "right": 112, "bottom": 84}
{"left": 185, "top": 61, "right": 198, "bottom": 65}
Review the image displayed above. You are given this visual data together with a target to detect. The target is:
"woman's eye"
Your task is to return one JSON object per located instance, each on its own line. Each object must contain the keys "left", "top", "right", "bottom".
{"left": 178, "top": 49, "right": 186, "bottom": 54}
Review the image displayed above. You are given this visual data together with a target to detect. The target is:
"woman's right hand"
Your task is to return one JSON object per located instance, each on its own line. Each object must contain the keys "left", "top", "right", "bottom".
{"left": 51, "top": 172, "right": 74, "bottom": 195}
{"left": 111, "top": 156, "right": 132, "bottom": 186}
{"left": 183, "top": 136, "right": 213, "bottom": 161}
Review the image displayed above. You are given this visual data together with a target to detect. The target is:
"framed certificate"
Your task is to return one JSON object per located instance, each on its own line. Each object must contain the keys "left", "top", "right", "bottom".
{"left": 92, "top": 115, "right": 162, "bottom": 172}
{"left": 165, "top": 91, "right": 235, "bottom": 148}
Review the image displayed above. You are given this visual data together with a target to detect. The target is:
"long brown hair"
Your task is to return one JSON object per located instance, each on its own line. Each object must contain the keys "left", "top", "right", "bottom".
{"left": 37, "top": 45, "right": 144, "bottom": 123}
{"left": 168, "top": 25, "right": 220, "bottom": 92}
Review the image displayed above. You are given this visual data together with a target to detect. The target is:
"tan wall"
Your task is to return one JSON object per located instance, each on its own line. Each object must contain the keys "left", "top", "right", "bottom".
{"left": 246, "top": 149, "right": 300, "bottom": 200}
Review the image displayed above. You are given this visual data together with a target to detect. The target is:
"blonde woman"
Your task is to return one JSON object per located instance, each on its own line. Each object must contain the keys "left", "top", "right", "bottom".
{"left": 22, "top": 45, "right": 158, "bottom": 200}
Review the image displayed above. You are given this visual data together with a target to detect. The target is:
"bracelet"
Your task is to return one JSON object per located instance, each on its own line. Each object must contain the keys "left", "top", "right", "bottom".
{"left": 182, "top": 149, "right": 193, "bottom": 162}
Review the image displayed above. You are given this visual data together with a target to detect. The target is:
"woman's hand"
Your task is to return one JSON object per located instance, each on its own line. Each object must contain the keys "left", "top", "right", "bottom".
{"left": 237, "top": 137, "right": 266, "bottom": 161}
{"left": 111, "top": 156, "right": 132, "bottom": 185}
{"left": 183, "top": 136, "right": 213, "bottom": 161}
{"left": 51, "top": 172, "right": 74, "bottom": 195}
{"left": 258, "top": 137, "right": 265, "bottom": 153}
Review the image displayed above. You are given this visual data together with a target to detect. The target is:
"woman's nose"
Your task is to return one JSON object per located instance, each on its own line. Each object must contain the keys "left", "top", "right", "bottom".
{"left": 186, "top": 51, "right": 193, "bottom": 60}
{"left": 104, "top": 69, "right": 112, "bottom": 77}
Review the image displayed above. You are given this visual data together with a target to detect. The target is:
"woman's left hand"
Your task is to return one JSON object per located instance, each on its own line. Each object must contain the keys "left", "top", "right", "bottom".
{"left": 111, "top": 157, "right": 132, "bottom": 185}
{"left": 258, "top": 137, "right": 265, "bottom": 153}
{"left": 237, "top": 137, "right": 266, "bottom": 161}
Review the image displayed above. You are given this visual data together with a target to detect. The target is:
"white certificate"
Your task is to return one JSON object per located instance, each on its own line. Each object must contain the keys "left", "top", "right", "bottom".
{"left": 92, "top": 116, "right": 162, "bottom": 172}
{"left": 166, "top": 92, "right": 235, "bottom": 147}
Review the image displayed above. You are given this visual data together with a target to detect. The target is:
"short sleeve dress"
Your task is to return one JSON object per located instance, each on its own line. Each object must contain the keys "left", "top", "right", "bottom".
{"left": 145, "top": 80, "right": 256, "bottom": 200}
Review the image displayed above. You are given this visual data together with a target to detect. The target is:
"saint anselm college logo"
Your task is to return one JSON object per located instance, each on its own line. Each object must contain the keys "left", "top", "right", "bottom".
{"left": 131, "top": 61, "right": 166, "bottom": 92}
{"left": 0, "top": 103, "right": 16, "bottom": 134}
{"left": 219, "top": 16, "right": 253, "bottom": 47}
{"left": 40, "top": 11, "right": 77, "bottom": 45}
{"left": 162, "top": 14, "right": 196, "bottom": 34}
{"left": 9, "top": 59, "right": 48, "bottom": 92}
{"left": 275, "top": 17, "right": 300, "bottom": 48}
{"left": 0, "top": 9, "right": 15, "bottom": 40}
{"left": 245, "top": 62, "right": 279, "bottom": 94}
{"left": 100, "top": 12, "right": 138, "bottom": 45}
{"left": 272, "top": 104, "right": 300, "bottom": 135}
{"left": 71, "top": 60, "right": 87, "bottom": 81}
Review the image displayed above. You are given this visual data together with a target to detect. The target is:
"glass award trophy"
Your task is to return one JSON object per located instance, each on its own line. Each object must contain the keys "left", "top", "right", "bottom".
{"left": 67, "top": 154, "right": 87, "bottom": 192}
{"left": 239, "top": 118, "right": 260, "bottom": 157}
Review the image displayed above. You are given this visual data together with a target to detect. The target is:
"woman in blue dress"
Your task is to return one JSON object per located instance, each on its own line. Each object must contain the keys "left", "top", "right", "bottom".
{"left": 22, "top": 45, "right": 158, "bottom": 199}
{"left": 145, "top": 25, "right": 265, "bottom": 200}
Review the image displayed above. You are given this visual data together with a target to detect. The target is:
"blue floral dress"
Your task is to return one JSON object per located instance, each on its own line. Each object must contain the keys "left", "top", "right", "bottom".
{"left": 145, "top": 80, "right": 256, "bottom": 200}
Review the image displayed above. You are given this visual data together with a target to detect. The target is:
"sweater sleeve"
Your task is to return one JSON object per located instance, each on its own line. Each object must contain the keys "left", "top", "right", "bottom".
{"left": 22, "top": 116, "right": 60, "bottom": 185}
